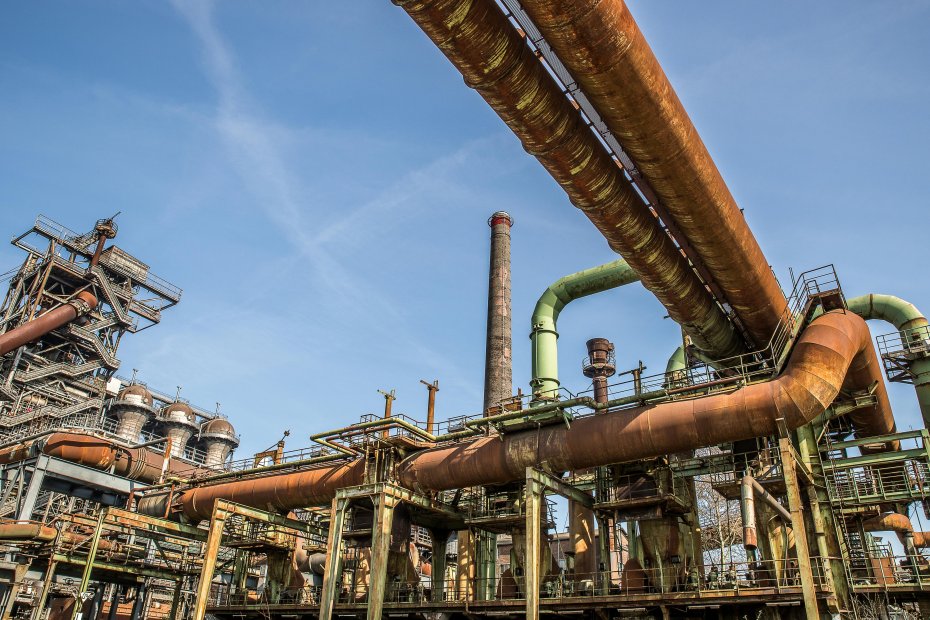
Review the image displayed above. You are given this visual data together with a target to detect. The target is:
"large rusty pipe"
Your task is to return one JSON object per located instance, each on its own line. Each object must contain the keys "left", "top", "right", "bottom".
{"left": 517, "top": 0, "right": 787, "bottom": 348}
{"left": 0, "top": 291, "right": 97, "bottom": 356}
{"left": 1, "top": 432, "right": 201, "bottom": 485}
{"left": 138, "top": 459, "right": 366, "bottom": 522}
{"left": 398, "top": 311, "right": 893, "bottom": 491}
{"left": 143, "top": 311, "right": 892, "bottom": 522}
{"left": 862, "top": 512, "right": 930, "bottom": 549}
{"left": 393, "top": 0, "right": 743, "bottom": 359}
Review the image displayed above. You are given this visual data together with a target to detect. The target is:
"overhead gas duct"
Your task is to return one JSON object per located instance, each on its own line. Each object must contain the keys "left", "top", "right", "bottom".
{"left": 140, "top": 311, "right": 892, "bottom": 522}
{"left": 484, "top": 211, "right": 514, "bottom": 413}
{"left": 0, "top": 291, "right": 97, "bottom": 356}
{"left": 111, "top": 385, "right": 155, "bottom": 444}
{"left": 393, "top": 0, "right": 744, "bottom": 359}
{"left": 200, "top": 418, "right": 240, "bottom": 468}
{"left": 515, "top": 0, "right": 787, "bottom": 348}
{"left": 159, "top": 402, "right": 199, "bottom": 459}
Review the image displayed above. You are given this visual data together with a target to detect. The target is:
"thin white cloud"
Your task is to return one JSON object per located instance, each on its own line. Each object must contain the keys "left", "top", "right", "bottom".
{"left": 170, "top": 0, "right": 483, "bottom": 402}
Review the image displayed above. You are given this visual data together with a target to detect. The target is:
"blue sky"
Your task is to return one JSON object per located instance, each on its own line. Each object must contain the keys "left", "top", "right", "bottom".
{"left": 1, "top": 1, "right": 929, "bottom": 459}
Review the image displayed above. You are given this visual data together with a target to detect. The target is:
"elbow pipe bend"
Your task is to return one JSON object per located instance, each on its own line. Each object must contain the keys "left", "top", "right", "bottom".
{"left": 530, "top": 259, "right": 639, "bottom": 398}
{"left": 847, "top": 293, "right": 930, "bottom": 431}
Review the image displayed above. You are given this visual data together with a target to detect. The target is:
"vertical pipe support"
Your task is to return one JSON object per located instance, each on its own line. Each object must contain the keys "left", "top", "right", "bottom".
{"left": 455, "top": 530, "right": 475, "bottom": 602}
{"left": 71, "top": 508, "right": 107, "bottom": 620}
{"left": 524, "top": 470, "right": 543, "bottom": 620}
{"left": 1, "top": 561, "right": 32, "bottom": 620}
{"left": 191, "top": 505, "right": 227, "bottom": 620}
{"left": 367, "top": 491, "right": 399, "bottom": 620}
{"left": 430, "top": 529, "right": 448, "bottom": 603}
{"left": 778, "top": 437, "right": 820, "bottom": 620}
{"left": 319, "top": 497, "right": 349, "bottom": 620}
{"left": 168, "top": 580, "right": 183, "bottom": 620}
{"left": 107, "top": 585, "right": 121, "bottom": 620}
{"left": 31, "top": 559, "right": 58, "bottom": 620}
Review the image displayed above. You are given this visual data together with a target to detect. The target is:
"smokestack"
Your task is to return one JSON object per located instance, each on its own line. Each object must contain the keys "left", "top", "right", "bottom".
{"left": 483, "top": 211, "right": 513, "bottom": 415}
{"left": 583, "top": 338, "right": 616, "bottom": 406}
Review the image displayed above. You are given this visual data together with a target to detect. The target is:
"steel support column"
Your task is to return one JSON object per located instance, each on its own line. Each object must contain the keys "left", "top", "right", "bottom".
{"left": 15, "top": 463, "right": 46, "bottom": 521}
{"left": 129, "top": 581, "right": 147, "bottom": 620}
{"left": 71, "top": 509, "right": 107, "bottom": 620}
{"left": 595, "top": 512, "right": 611, "bottom": 594}
{"left": 168, "top": 580, "right": 183, "bottom": 620}
{"left": 106, "top": 585, "right": 120, "bottom": 620}
{"left": 455, "top": 529, "right": 475, "bottom": 601}
{"left": 476, "top": 530, "right": 496, "bottom": 601}
{"left": 31, "top": 559, "right": 57, "bottom": 620}
{"left": 1, "top": 560, "right": 31, "bottom": 620}
{"left": 779, "top": 436, "right": 820, "bottom": 620}
{"left": 191, "top": 504, "right": 227, "bottom": 620}
{"left": 525, "top": 470, "right": 544, "bottom": 620}
{"left": 367, "top": 491, "right": 399, "bottom": 620}
{"left": 319, "top": 496, "right": 349, "bottom": 620}
{"left": 430, "top": 529, "right": 448, "bottom": 603}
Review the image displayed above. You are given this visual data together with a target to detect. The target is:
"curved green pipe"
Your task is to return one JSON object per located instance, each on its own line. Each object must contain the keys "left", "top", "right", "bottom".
{"left": 847, "top": 294, "right": 930, "bottom": 428}
{"left": 530, "top": 259, "right": 639, "bottom": 399}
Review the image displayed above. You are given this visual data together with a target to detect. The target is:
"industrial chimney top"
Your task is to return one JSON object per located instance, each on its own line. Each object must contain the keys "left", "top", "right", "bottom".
{"left": 488, "top": 211, "right": 513, "bottom": 228}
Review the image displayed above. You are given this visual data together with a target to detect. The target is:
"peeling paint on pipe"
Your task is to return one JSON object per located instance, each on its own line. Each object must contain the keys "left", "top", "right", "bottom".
{"left": 392, "top": 0, "right": 744, "bottom": 359}
{"left": 516, "top": 0, "right": 787, "bottom": 348}
{"left": 0, "top": 291, "right": 97, "bottom": 356}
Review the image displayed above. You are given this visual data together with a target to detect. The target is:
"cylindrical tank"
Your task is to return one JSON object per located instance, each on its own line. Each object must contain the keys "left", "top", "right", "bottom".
{"left": 159, "top": 402, "right": 199, "bottom": 459}
{"left": 199, "top": 418, "right": 239, "bottom": 468}
{"left": 110, "top": 385, "right": 154, "bottom": 443}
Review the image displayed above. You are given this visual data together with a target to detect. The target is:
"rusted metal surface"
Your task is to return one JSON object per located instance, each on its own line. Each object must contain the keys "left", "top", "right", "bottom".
{"left": 34, "top": 432, "right": 199, "bottom": 483}
{"left": 398, "top": 311, "right": 892, "bottom": 490}
{"left": 582, "top": 337, "right": 615, "bottom": 405}
{"left": 393, "top": 0, "right": 743, "bottom": 358}
{"left": 420, "top": 379, "right": 439, "bottom": 435}
{"left": 0, "top": 291, "right": 97, "bottom": 356}
{"left": 484, "top": 211, "right": 514, "bottom": 414}
{"left": 140, "top": 459, "right": 366, "bottom": 522}
{"left": 136, "top": 312, "right": 893, "bottom": 524}
{"left": 518, "top": 0, "right": 787, "bottom": 348}
{"left": 862, "top": 512, "right": 930, "bottom": 548}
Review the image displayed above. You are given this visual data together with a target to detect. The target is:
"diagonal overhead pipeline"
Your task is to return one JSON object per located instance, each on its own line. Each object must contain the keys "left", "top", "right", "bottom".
{"left": 514, "top": 0, "right": 788, "bottom": 348}
{"left": 392, "top": 0, "right": 744, "bottom": 359}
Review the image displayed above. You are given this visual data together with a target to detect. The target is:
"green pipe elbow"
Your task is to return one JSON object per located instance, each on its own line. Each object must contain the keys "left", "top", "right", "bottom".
{"left": 847, "top": 293, "right": 930, "bottom": 429}
{"left": 846, "top": 294, "right": 928, "bottom": 332}
{"left": 530, "top": 259, "right": 639, "bottom": 400}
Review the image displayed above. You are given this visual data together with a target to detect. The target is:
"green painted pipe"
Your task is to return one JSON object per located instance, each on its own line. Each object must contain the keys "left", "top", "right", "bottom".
{"left": 530, "top": 259, "right": 640, "bottom": 400}
{"left": 847, "top": 294, "right": 930, "bottom": 429}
